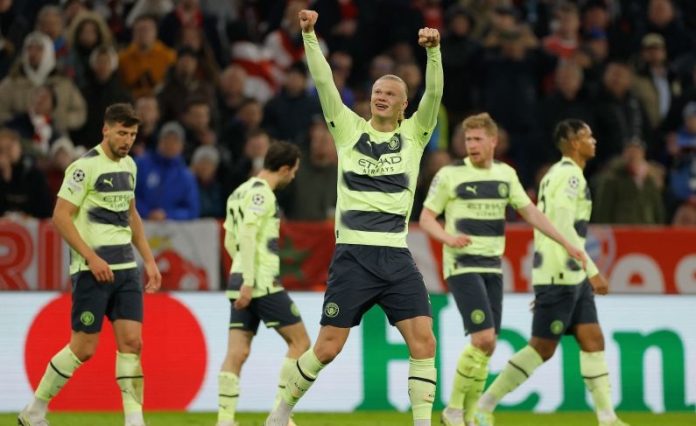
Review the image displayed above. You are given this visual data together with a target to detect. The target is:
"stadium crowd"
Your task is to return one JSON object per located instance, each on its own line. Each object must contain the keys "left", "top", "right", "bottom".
{"left": 0, "top": 0, "right": 695, "bottom": 225}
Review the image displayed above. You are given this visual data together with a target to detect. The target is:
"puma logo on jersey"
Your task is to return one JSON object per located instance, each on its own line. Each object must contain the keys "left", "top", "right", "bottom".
{"left": 103, "top": 177, "right": 114, "bottom": 187}
{"left": 465, "top": 185, "right": 477, "bottom": 195}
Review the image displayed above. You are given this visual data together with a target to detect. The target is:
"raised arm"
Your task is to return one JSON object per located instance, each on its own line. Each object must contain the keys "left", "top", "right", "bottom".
{"left": 300, "top": 10, "right": 345, "bottom": 121}
{"left": 413, "top": 28, "right": 443, "bottom": 133}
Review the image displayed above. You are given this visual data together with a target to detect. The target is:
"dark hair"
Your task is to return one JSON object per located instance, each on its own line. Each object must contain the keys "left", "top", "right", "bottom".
{"left": 264, "top": 140, "right": 301, "bottom": 172}
{"left": 553, "top": 119, "right": 587, "bottom": 148}
{"left": 104, "top": 103, "right": 140, "bottom": 127}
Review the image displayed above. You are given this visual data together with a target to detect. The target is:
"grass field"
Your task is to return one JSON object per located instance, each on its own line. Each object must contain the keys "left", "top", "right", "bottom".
{"left": 3, "top": 411, "right": 694, "bottom": 425}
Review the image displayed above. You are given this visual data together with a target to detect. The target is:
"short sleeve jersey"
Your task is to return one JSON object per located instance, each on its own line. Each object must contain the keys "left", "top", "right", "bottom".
{"left": 57, "top": 145, "right": 137, "bottom": 274}
{"left": 533, "top": 157, "right": 595, "bottom": 285}
{"left": 223, "top": 177, "right": 282, "bottom": 298}
{"left": 424, "top": 158, "right": 531, "bottom": 277}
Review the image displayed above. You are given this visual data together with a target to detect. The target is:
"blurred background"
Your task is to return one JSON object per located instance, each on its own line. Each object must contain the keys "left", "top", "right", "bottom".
{"left": 0, "top": 0, "right": 695, "bottom": 417}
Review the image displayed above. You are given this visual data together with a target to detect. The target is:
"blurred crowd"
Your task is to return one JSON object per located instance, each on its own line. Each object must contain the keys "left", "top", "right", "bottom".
{"left": 0, "top": 0, "right": 695, "bottom": 225}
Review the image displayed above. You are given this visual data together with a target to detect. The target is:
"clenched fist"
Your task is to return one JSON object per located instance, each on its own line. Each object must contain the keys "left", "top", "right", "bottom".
{"left": 418, "top": 27, "right": 440, "bottom": 48}
{"left": 299, "top": 9, "right": 318, "bottom": 33}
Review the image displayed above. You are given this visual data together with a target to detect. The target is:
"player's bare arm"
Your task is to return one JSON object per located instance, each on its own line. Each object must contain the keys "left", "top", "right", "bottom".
{"left": 588, "top": 273, "right": 609, "bottom": 295}
{"left": 129, "top": 199, "right": 161, "bottom": 293}
{"left": 419, "top": 207, "right": 471, "bottom": 248}
{"left": 53, "top": 197, "right": 114, "bottom": 283}
{"left": 517, "top": 203, "right": 587, "bottom": 270}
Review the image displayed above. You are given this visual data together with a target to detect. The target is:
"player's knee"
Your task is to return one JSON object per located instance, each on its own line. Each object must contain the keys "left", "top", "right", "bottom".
{"left": 314, "top": 339, "right": 342, "bottom": 364}
{"left": 410, "top": 331, "right": 436, "bottom": 358}
{"left": 292, "top": 333, "right": 311, "bottom": 353}
{"left": 119, "top": 336, "right": 142, "bottom": 354}
{"left": 473, "top": 335, "right": 497, "bottom": 355}
{"left": 74, "top": 347, "right": 96, "bottom": 362}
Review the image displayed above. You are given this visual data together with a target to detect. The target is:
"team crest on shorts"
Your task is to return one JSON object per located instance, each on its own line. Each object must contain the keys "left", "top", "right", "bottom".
{"left": 80, "top": 311, "right": 95, "bottom": 326}
{"left": 324, "top": 302, "right": 340, "bottom": 318}
{"left": 550, "top": 320, "right": 564, "bottom": 335}
{"left": 471, "top": 309, "right": 486, "bottom": 325}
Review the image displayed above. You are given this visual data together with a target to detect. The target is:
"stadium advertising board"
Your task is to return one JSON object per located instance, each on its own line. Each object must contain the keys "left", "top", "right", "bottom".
{"left": 2, "top": 219, "right": 695, "bottom": 293}
{"left": 1, "top": 293, "right": 694, "bottom": 413}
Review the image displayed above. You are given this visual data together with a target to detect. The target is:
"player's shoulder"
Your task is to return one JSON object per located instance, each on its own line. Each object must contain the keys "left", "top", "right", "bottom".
{"left": 69, "top": 147, "right": 100, "bottom": 168}
{"left": 491, "top": 160, "right": 518, "bottom": 177}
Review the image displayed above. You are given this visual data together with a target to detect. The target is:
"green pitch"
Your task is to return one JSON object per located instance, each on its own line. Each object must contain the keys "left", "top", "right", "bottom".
{"left": 2, "top": 412, "right": 695, "bottom": 425}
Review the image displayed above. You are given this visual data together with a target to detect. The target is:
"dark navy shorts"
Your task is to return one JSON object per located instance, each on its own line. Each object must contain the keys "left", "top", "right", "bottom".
{"left": 447, "top": 273, "right": 503, "bottom": 334}
{"left": 71, "top": 268, "right": 143, "bottom": 333}
{"left": 531, "top": 279, "right": 598, "bottom": 341}
{"left": 320, "top": 244, "right": 431, "bottom": 328}
{"left": 229, "top": 289, "right": 302, "bottom": 335}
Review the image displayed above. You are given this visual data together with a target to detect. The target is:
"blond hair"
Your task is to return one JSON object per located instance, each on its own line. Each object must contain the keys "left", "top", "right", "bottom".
{"left": 461, "top": 113, "right": 498, "bottom": 137}
{"left": 373, "top": 74, "right": 408, "bottom": 122}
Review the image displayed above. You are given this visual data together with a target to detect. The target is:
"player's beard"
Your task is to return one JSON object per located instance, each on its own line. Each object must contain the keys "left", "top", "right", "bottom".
{"left": 109, "top": 140, "right": 131, "bottom": 158}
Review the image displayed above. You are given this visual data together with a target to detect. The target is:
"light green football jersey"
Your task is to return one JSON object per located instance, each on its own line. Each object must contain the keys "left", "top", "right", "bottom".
{"left": 533, "top": 157, "right": 599, "bottom": 285}
{"left": 303, "top": 31, "right": 443, "bottom": 248}
{"left": 57, "top": 145, "right": 137, "bottom": 274}
{"left": 424, "top": 158, "right": 531, "bottom": 277}
{"left": 224, "top": 177, "right": 282, "bottom": 298}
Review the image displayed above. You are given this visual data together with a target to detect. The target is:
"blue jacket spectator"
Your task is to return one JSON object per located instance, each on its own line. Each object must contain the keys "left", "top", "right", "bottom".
{"left": 135, "top": 121, "right": 200, "bottom": 221}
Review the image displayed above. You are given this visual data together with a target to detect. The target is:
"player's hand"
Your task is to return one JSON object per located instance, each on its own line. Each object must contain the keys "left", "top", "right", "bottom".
{"left": 299, "top": 9, "right": 318, "bottom": 33}
{"left": 589, "top": 273, "right": 609, "bottom": 295}
{"left": 565, "top": 244, "right": 587, "bottom": 270}
{"left": 144, "top": 259, "right": 161, "bottom": 293}
{"left": 87, "top": 254, "right": 114, "bottom": 283}
{"left": 418, "top": 27, "right": 440, "bottom": 48}
{"left": 445, "top": 234, "right": 471, "bottom": 248}
{"left": 234, "top": 285, "right": 253, "bottom": 310}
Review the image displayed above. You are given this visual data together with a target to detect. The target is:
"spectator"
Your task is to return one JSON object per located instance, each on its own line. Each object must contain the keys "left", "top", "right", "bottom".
{"left": 0, "top": 31, "right": 87, "bottom": 133}
{"left": 396, "top": 61, "right": 424, "bottom": 119}
{"left": 0, "top": 127, "right": 51, "bottom": 218}
{"left": 44, "top": 136, "right": 80, "bottom": 203}
{"left": 180, "top": 98, "right": 216, "bottom": 163}
{"left": 667, "top": 101, "right": 696, "bottom": 217}
{"left": 449, "top": 121, "right": 467, "bottom": 159}
{"left": 284, "top": 119, "right": 337, "bottom": 221}
{"left": 593, "top": 61, "right": 651, "bottom": 167}
{"left": 541, "top": 61, "right": 596, "bottom": 164}
{"left": 593, "top": 138, "right": 666, "bottom": 224}
{"left": 158, "top": 0, "right": 224, "bottom": 66}
{"left": 642, "top": 0, "right": 693, "bottom": 60}
{"left": 326, "top": 50, "right": 355, "bottom": 108}
{"left": 440, "top": 5, "right": 482, "bottom": 124}
{"left": 132, "top": 95, "right": 161, "bottom": 155}
{"left": 0, "top": 0, "right": 32, "bottom": 79}
{"left": 482, "top": 28, "right": 547, "bottom": 186}
{"left": 190, "top": 144, "right": 224, "bottom": 218}
{"left": 5, "top": 85, "right": 62, "bottom": 156}
{"left": 72, "top": 45, "right": 132, "bottom": 148}
{"left": 35, "top": 5, "right": 69, "bottom": 72}
{"left": 633, "top": 33, "right": 681, "bottom": 130}
{"left": 135, "top": 121, "right": 200, "bottom": 221}
{"left": 65, "top": 10, "right": 113, "bottom": 87}
{"left": 118, "top": 14, "right": 176, "bottom": 98}
{"left": 219, "top": 97, "right": 263, "bottom": 161}
{"left": 262, "top": 61, "right": 321, "bottom": 143}
{"left": 216, "top": 64, "right": 250, "bottom": 120}
{"left": 178, "top": 26, "right": 220, "bottom": 83}
{"left": 542, "top": 2, "right": 581, "bottom": 60}
{"left": 157, "top": 46, "right": 215, "bottom": 123}
{"left": 228, "top": 128, "right": 270, "bottom": 192}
